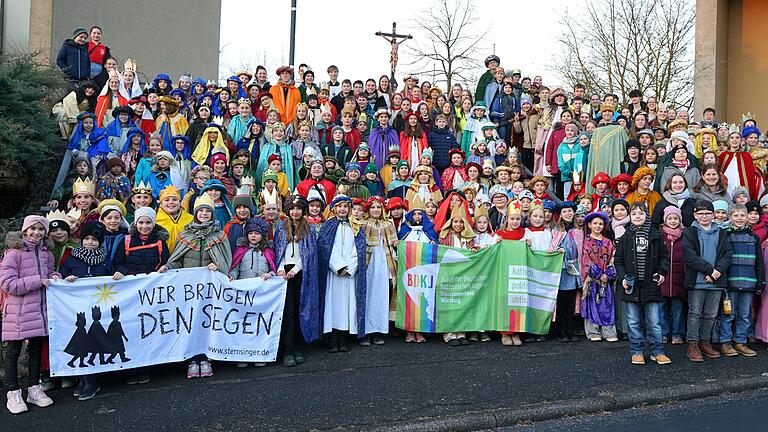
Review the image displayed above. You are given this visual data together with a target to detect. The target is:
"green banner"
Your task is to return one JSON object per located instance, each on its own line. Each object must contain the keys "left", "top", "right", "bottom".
{"left": 395, "top": 240, "right": 564, "bottom": 334}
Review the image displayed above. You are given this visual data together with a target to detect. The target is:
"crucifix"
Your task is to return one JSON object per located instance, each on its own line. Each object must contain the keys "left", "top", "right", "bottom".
{"left": 375, "top": 22, "right": 413, "bottom": 88}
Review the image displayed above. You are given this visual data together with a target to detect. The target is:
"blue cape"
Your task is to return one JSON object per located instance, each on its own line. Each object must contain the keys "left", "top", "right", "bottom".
{"left": 398, "top": 209, "right": 439, "bottom": 243}
{"left": 121, "top": 127, "right": 146, "bottom": 154}
{"left": 68, "top": 122, "right": 110, "bottom": 159}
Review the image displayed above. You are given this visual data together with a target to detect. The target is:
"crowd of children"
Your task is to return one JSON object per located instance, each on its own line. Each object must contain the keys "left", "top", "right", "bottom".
{"left": 3, "top": 28, "right": 768, "bottom": 414}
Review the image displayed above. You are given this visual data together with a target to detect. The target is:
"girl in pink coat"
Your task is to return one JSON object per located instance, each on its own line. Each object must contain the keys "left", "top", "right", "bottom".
{"left": 1, "top": 215, "right": 60, "bottom": 414}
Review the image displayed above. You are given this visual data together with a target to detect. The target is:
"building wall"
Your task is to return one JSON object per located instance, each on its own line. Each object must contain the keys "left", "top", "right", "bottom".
{"left": 725, "top": 0, "right": 768, "bottom": 124}
{"left": 47, "top": 0, "right": 221, "bottom": 83}
{"left": 695, "top": 0, "right": 768, "bottom": 125}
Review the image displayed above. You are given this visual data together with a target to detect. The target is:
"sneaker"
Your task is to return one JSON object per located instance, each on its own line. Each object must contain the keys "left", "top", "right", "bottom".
{"left": 199, "top": 361, "right": 214, "bottom": 377}
{"left": 631, "top": 354, "right": 645, "bottom": 365}
{"left": 26, "top": 385, "right": 54, "bottom": 407}
{"left": 187, "top": 361, "right": 200, "bottom": 379}
{"left": 72, "top": 379, "right": 85, "bottom": 397}
{"left": 294, "top": 352, "right": 305, "bottom": 363}
{"left": 253, "top": 362, "right": 267, "bottom": 367}
{"left": 734, "top": 343, "right": 757, "bottom": 357}
{"left": 282, "top": 355, "right": 297, "bottom": 367}
{"left": 77, "top": 385, "right": 100, "bottom": 401}
{"left": 480, "top": 333, "right": 492, "bottom": 342}
{"left": 236, "top": 362, "right": 249, "bottom": 368}
{"left": 137, "top": 369, "right": 151, "bottom": 384}
{"left": 373, "top": 335, "right": 385, "bottom": 345}
{"left": 6, "top": 390, "right": 28, "bottom": 414}
{"left": 721, "top": 343, "right": 739, "bottom": 357}
{"left": 535, "top": 336, "right": 546, "bottom": 342}
{"left": 651, "top": 354, "right": 672, "bottom": 365}
{"left": 468, "top": 332, "right": 479, "bottom": 342}
{"left": 605, "top": 336, "right": 619, "bottom": 343}
{"left": 359, "top": 336, "right": 371, "bottom": 347}
{"left": 39, "top": 376, "right": 55, "bottom": 392}
{"left": 671, "top": 336, "right": 684, "bottom": 345}
{"left": 126, "top": 371, "right": 139, "bottom": 385}
{"left": 61, "top": 377, "right": 77, "bottom": 389}
{"left": 501, "top": 334, "right": 514, "bottom": 346}
{"left": 589, "top": 335, "right": 602, "bottom": 342}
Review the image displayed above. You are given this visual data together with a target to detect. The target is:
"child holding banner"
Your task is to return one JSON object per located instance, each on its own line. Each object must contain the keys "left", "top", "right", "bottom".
{"left": 59, "top": 221, "right": 113, "bottom": 401}
{"left": 162, "top": 194, "right": 232, "bottom": 379}
{"left": 581, "top": 212, "right": 619, "bottom": 342}
{"left": 1, "top": 215, "right": 60, "bottom": 414}
{"left": 439, "top": 206, "right": 476, "bottom": 346}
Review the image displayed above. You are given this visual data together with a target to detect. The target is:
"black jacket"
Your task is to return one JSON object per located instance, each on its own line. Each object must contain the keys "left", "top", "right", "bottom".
{"left": 615, "top": 226, "right": 669, "bottom": 303}
{"left": 650, "top": 197, "right": 696, "bottom": 228}
{"left": 683, "top": 225, "right": 732, "bottom": 290}
{"left": 427, "top": 126, "right": 459, "bottom": 171}
{"left": 112, "top": 228, "right": 170, "bottom": 275}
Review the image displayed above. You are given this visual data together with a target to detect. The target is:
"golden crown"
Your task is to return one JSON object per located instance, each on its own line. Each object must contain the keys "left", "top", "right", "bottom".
{"left": 132, "top": 180, "right": 153, "bottom": 195}
{"left": 193, "top": 193, "right": 215, "bottom": 213}
{"left": 240, "top": 176, "right": 256, "bottom": 187}
{"left": 72, "top": 177, "right": 95, "bottom": 196}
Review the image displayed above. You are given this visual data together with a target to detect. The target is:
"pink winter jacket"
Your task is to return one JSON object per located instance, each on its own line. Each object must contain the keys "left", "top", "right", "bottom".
{"left": 0, "top": 232, "right": 58, "bottom": 341}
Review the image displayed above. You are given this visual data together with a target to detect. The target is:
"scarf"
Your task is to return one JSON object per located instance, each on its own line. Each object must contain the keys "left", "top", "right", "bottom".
{"left": 662, "top": 189, "right": 690, "bottom": 207}
{"left": 662, "top": 224, "right": 683, "bottom": 242}
{"left": 611, "top": 216, "right": 630, "bottom": 239}
{"left": 671, "top": 159, "right": 689, "bottom": 170}
{"left": 71, "top": 246, "right": 107, "bottom": 266}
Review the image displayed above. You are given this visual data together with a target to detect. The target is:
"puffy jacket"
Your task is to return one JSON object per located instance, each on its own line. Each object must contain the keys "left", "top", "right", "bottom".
{"left": 427, "top": 126, "right": 459, "bottom": 172}
{"left": 56, "top": 39, "right": 91, "bottom": 81}
{"left": 660, "top": 230, "right": 686, "bottom": 299}
{"left": 112, "top": 228, "right": 170, "bottom": 275}
{"left": 615, "top": 226, "right": 669, "bottom": 303}
{"left": 0, "top": 232, "right": 58, "bottom": 341}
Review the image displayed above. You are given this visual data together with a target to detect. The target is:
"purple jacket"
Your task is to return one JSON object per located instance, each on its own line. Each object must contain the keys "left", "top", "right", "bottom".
{"left": 1, "top": 232, "right": 58, "bottom": 341}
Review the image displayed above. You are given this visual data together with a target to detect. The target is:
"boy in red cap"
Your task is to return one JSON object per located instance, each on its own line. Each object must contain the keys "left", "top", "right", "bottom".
{"left": 591, "top": 172, "right": 612, "bottom": 211}
{"left": 385, "top": 197, "right": 407, "bottom": 230}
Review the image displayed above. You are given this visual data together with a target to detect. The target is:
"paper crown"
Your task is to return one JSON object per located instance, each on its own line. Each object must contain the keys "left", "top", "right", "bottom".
{"left": 742, "top": 112, "right": 756, "bottom": 123}
{"left": 237, "top": 97, "right": 251, "bottom": 106}
{"left": 409, "top": 196, "right": 426, "bottom": 211}
{"left": 320, "top": 104, "right": 332, "bottom": 115}
{"left": 108, "top": 69, "right": 119, "bottom": 80}
{"left": 212, "top": 115, "right": 224, "bottom": 126}
{"left": 530, "top": 198, "right": 544, "bottom": 210}
{"left": 124, "top": 59, "right": 137, "bottom": 73}
{"left": 729, "top": 123, "right": 741, "bottom": 134}
{"left": 506, "top": 200, "right": 523, "bottom": 217}
{"left": 46, "top": 209, "right": 68, "bottom": 224}
{"left": 193, "top": 193, "right": 215, "bottom": 213}
{"left": 72, "top": 177, "right": 95, "bottom": 196}
{"left": 240, "top": 176, "right": 256, "bottom": 187}
{"left": 235, "top": 186, "right": 251, "bottom": 197}
{"left": 132, "top": 180, "right": 153, "bottom": 195}
{"left": 474, "top": 204, "right": 489, "bottom": 219}
{"left": 449, "top": 206, "right": 466, "bottom": 220}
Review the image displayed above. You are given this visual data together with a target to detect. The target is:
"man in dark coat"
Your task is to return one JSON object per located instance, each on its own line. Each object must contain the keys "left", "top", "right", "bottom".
{"left": 56, "top": 27, "right": 91, "bottom": 83}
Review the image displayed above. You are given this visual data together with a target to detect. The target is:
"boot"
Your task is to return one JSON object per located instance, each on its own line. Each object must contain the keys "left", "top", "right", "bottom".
{"left": 328, "top": 333, "right": 339, "bottom": 353}
{"left": 687, "top": 342, "right": 704, "bottom": 362}
{"left": 734, "top": 343, "right": 757, "bottom": 357}
{"left": 698, "top": 341, "right": 721, "bottom": 359}
{"left": 721, "top": 343, "right": 738, "bottom": 357}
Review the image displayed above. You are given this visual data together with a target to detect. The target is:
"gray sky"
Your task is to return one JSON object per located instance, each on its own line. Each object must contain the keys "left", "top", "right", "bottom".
{"left": 219, "top": 0, "right": 576, "bottom": 88}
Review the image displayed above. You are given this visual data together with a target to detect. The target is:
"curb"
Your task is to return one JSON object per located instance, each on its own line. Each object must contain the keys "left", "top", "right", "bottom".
{"left": 351, "top": 374, "right": 768, "bottom": 432}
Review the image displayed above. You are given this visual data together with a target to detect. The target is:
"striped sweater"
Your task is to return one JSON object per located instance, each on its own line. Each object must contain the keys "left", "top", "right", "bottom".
{"left": 726, "top": 227, "right": 759, "bottom": 291}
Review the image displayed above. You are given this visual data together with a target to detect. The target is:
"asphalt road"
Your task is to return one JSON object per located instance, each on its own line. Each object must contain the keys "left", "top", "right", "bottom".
{"left": 507, "top": 387, "right": 768, "bottom": 431}
{"left": 2, "top": 335, "right": 767, "bottom": 431}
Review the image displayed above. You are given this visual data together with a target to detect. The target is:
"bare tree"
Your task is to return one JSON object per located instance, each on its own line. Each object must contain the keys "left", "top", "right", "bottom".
{"left": 553, "top": 0, "right": 695, "bottom": 109}
{"left": 407, "top": 0, "right": 487, "bottom": 90}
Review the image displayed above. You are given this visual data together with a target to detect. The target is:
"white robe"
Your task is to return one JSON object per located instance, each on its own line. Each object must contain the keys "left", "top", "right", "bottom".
{"left": 365, "top": 227, "right": 390, "bottom": 334}
{"left": 323, "top": 222, "right": 359, "bottom": 334}
{"left": 404, "top": 226, "right": 431, "bottom": 243}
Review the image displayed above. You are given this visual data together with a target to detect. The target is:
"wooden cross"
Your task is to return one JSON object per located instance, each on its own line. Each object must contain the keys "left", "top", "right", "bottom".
{"left": 375, "top": 22, "right": 413, "bottom": 85}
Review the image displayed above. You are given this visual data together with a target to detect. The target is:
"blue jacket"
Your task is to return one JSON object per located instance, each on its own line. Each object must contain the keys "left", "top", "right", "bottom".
{"left": 427, "top": 126, "right": 459, "bottom": 171}
{"left": 56, "top": 39, "right": 91, "bottom": 81}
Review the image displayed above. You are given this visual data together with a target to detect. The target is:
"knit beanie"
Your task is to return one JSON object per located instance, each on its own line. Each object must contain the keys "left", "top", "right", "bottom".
{"left": 663, "top": 205, "right": 682, "bottom": 223}
{"left": 22, "top": 215, "right": 49, "bottom": 235}
{"left": 134, "top": 207, "right": 157, "bottom": 224}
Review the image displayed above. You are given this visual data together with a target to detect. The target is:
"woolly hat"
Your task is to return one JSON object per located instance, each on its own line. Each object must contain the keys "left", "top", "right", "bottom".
{"left": 732, "top": 186, "right": 749, "bottom": 202}
{"left": 72, "top": 27, "right": 88, "bottom": 37}
{"left": 387, "top": 145, "right": 401, "bottom": 157}
{"left": 81, "top": 221, "right": 106, "bottom": 244}
{"left": 345, "top": 162, "right": 361, "bottom": 172}
{"left": 396, "top": 160, "right": 410, "bottom": 171}
{"left": 488, "top": 184, "right": 508, "bottom": 199}
{"left": 662, "top": 205, "right": 682, "bottom": 223}
{"left": 283, "top": 195, "right": 308, "bottom": 213}
{"left": 625, "top": 139, "right": 641, "bottom": 151}
{"left": 267, "top": 153, "right": 282, "bottom": 165}
{"left": 612, "top": 199, "right": 630, "bottom": 213}
{"left": 244, "top": 217, "right": 269, "bottom": 237}
{"left": 612, "top": 173, "right": 633, "bottom": 189}
{"left": 631, "top": 166, "right": 655, "bottom": 188}
{"left": 134, "top": 207, "right": 157, "bottom": 224}
{"left": 559, "top": 201, "right": 577, "bottom": 211}
{"left": 331, "top": 125, "right": 344, "bottom": 136}
{"left": 517, "top": 190, "right": 534, "bottom": 201}
{"left": 591, "top": 172, "right": 611, "bottom": 188}
{"left": 22, "top": 215, "right": 49, "bottom": 235}
{"left": 746, "top": 200, "right": 762, "bottom": 215}
{"left": 564, "top": 123, "right": 580, "bottom": 135}
{"left": 364, "top": 163, "right": 379, "bottom": 175}
{"left": 155, "top": 150, "right": 174, "bottom": 163}
{"left": 107, "top": 157, "right": 125, "bottom": 171}
{"left": 637, "top": 128, "right": 654, "bottom": 139}
{"left": 385, "top": 197, "right": 407, "bottom": 211}
{"left": 233, "top": 195, "right": 254, "bottom": 212}
{"left": 421, "top": 148, "right": 434, "bottom": 160}
{"left": 712, "top": 200, "right": 729, "bottom": 213}
{"left": 760, "top": 194, "right": 768, "bottom": 208}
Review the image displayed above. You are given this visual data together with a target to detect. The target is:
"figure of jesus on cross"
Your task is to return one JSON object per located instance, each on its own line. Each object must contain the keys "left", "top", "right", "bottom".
{"left": 375, "top": 22, "right": 413, "bottom": 86}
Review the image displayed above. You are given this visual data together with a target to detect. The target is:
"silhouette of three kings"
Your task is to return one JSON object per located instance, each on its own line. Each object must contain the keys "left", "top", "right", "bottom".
{"left": 65, "top": 305, "right": 130, "bottom": 367}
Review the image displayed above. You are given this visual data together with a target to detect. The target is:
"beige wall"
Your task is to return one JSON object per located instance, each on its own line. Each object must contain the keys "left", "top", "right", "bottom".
{"left": 24, "top": 0, "right": 220, "bottom": 83}
{"left": 695, "top": 0, "right": 768, "bottom": 125}
{"left": 725, "top": 0, "right": 768, "bottom": 124}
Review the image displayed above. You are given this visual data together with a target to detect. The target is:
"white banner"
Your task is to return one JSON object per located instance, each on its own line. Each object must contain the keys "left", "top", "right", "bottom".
{"left": 47, "top": 267, "right": 286, "bottom": 376}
